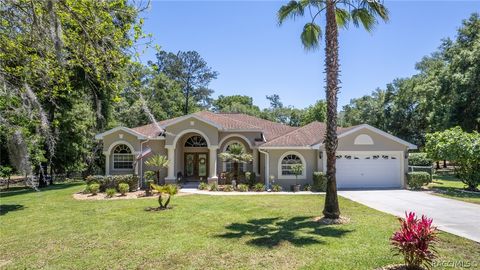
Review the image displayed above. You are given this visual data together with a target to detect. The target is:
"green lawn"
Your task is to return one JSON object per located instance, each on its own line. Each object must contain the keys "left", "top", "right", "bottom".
{"left": 1, "top": 183, "right": 479, "bottom": 269}
{"left": 428, "top": 173, "right": 480, "bottom": 204}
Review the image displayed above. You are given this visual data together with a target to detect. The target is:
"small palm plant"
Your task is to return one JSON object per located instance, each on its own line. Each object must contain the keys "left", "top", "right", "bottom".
{"left": 150, "top": 183, "right": 178, "bottom": 210}
{"left": 218, "top": 143, "right": 253, "bottom": 181}
{"left": 145, "top": 154, "right": 169, "bottom": 184}
{"left": 291, "top": 163, "right": 304, "bottom": 192}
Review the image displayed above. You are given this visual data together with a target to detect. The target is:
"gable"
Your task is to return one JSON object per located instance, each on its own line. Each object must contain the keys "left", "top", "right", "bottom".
{"left": 336, "top": 125, "right": 417, "bottom": 151}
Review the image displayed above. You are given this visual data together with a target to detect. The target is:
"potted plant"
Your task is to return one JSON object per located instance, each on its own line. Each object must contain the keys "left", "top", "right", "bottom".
{"left": 290, "top": 163, "right": 303, "bottom": 192}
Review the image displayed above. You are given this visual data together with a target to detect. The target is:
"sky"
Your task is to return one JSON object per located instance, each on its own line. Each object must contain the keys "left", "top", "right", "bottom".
{"left": 138, "top": 0, "right": 479, "bottom": 110}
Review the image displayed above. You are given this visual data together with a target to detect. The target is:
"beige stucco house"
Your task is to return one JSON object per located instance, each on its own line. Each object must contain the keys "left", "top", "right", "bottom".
{"left": 95, "top": 111, "right": 417, "bottom": 189}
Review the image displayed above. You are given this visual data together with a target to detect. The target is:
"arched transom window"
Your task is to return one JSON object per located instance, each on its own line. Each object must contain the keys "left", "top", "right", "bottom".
{"left": 184, "top": 135, "right": 207, "bottom": 147}
{"left": 278, "top": 152, "right": 306, "bottom": 179}
{"left": 112, "top": 144, "right": 134, "bottom": 169}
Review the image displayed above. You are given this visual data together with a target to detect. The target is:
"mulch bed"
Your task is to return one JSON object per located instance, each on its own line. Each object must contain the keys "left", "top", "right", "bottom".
{"left": 73, "top": 191, "right": 191, "bottom": 200}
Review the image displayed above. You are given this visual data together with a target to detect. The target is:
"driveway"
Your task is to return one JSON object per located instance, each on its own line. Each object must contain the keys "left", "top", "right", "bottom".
{"left": 338, "top": 190, "right": 480, "bottom": 242}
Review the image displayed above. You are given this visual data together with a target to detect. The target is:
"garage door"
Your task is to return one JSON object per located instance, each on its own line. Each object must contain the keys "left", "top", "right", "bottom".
{"left": 336, "top": 152, "right": 402, "bottom": 189}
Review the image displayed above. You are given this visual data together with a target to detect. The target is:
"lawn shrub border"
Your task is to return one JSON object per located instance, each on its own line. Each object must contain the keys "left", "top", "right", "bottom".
{"left": 407, "top": 172, "right": 431, "bottom": 190}
{"left": 85, "top": 175, "right": 138, "bottom": 192}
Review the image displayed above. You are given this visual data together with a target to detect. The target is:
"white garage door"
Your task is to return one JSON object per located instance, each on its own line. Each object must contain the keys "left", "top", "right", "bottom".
{"left": 336, "top": 152, "right": 402, "bottom": 189}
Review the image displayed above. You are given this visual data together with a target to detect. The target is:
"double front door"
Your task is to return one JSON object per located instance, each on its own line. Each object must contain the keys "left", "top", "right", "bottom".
{"left": 184, "top": 153, "right": 208, "bottom": 179}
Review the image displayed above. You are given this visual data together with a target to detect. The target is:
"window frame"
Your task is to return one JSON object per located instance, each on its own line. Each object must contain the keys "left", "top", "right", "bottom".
{"left": 277, "top": 151, "right": 307, "bottom": 180}
{"left": 112, "top": 144, "right": 134, "bottom": 170}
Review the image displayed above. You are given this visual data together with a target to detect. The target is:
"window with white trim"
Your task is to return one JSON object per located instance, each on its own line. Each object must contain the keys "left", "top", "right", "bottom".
{"left": 112, "top": 144, "right": 134, "bottom": 169}
{"left": 281, "top": 154, "right": 303, "bottom": 176}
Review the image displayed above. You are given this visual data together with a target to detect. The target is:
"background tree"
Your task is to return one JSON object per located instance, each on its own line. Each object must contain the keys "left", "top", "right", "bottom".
{"left": 150, "top": 50, "right": 218, "bottom": 114}
{"left": 0, "top": 165, "right": 13, "bottom": 190}
{"left": 301, "top": 100, "right": 327, "bottom": 125}
{"left": 278, "top": 0, "right": 389, "bottom": 219}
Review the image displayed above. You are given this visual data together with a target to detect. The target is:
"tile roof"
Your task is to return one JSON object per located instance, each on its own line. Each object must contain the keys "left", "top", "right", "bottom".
{"left": 128, "top": 111, "right": 354, "bottom": 147}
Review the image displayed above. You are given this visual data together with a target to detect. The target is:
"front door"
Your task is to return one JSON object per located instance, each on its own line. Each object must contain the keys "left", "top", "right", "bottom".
{"left": 184, "top": 153, "right": 208, "bottom": 179}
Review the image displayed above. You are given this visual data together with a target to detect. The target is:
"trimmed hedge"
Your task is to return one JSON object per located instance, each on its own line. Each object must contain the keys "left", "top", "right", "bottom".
{"left": 312, "top": 171, "right": 327, "bottom": 192}
{"left": 407, "top": 172, "right": 431, "bottom": 190}
{"left": 85, "top": 175, "right": 138, "bottom": 192}
{"left": 408, "top": 153, "right": 433, "bottom": 166}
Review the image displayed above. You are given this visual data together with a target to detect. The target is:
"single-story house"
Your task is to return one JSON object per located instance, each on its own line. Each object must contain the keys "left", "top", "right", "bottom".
{"left": 95, "top": 111, "right": 417, "bottom": 189}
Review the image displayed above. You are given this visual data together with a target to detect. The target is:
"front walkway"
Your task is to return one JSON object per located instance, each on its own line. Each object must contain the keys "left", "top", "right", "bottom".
{"left": 339, "top": 190, "right": 480, "bottom": 242}
{"left": 180, "top": 188, "right": 324, "bottom": 196}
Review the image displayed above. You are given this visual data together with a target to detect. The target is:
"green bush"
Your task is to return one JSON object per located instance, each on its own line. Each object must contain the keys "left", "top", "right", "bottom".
{"left": 222, "top": 185, "right": 234, "bottom": 192}
{"left": 245, "top": 171, "right": 256, "bottom": 186}
{"left": 407, "top": 172, "right": 431, "bottom": 190}
{"left": 237, "top": 184, "right": 248, "bottom": 192}
{"left": 303, "top": 184, "right": 312, "bottom": 191}
{"left": 118, "top": 183, "right": 129, "bottom": 195}
{"left": 312, "top": 172, "right": 327, "bottom": 192}
{"left": 209, "top": 182, "right": 219, "bottom": 191}
{"left": 83, "top": 185, "right": 91, "bottom": 194}
{"left": 105, "top": 188, "right": 116, "bottom": 198}
{"left": 198, "top": 182, "right": 208, "bottom": 190}
{"left": 408, "top": 153, "right": 433, "bottom": 166}
{"left": 253, "top": 183, "right": 265, "bottom": 192}
{"left": 85, "top": 175, "right": 139, "bottom": 192}
{"left": 89, "top": 184, "right": 100, "bottom": 195}
{"left": 272, "top": 184, "right": 282, "bottom": 192}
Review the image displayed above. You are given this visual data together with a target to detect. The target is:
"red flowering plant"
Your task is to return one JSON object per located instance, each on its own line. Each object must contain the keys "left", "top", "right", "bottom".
{"left": 391, "top": 212, "right": 438, "bottom": 270}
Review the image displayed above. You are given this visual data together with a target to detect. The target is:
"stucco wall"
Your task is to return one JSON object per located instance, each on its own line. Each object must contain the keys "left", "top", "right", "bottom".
{"left": 266, "top": 149, "right": 318, "bottom": 189}
{"left": 165, "top": 117, "right": 219, "bottom": 146}
{"left": 337, "top": 128, "right": 408, "bottom": 152}
{"left": 102, "top": 130, "right": 142, "bottom": 175}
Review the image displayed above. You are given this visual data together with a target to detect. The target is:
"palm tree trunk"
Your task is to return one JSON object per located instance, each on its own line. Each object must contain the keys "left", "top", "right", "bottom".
{"left": 322, "top": 0, "right": 340, "bottom": 219}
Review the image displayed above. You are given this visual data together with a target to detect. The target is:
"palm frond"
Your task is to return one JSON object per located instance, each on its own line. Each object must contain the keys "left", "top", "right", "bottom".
{"left": 362, "top": 0, "right": 389, "bottom": 21}
{"left": 335, "top": 8, "right": 351, "bottom": 29}
{"left": 145, "top": 154, "right": 169, "bottom": 169}
{"left": 277, "top": 1, "right": 305, "bottom": 25}
{"left": 351, "top": 8, "right": 376, "bottom": 31}
{"left": 301, "top": 22, "right": 321, "bottom": 50}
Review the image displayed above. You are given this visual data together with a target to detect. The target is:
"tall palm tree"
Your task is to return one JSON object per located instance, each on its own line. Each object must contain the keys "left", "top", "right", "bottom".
{"left": 278, "top": 0, "right": 388, "bottom": 219}
{"left": 145, "top": 154, "right": 170, "bottom": 184}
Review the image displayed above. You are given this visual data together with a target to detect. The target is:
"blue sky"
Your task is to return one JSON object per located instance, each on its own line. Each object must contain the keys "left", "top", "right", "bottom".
{"left": 138, "top": 1, "right": 479, "bottom": 110}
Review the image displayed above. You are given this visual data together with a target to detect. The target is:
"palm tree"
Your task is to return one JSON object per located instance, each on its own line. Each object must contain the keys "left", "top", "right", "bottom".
{"left": 278, "top": 0, "right": 388, "bottom": 219}
{"left": 150, "top": 183, "right": 178, "bottom": 209}
{"left": 145, "top": 154, "right": 170, "bottom": 184}
{"left": 218, "top": 144, "right": 253, "bottom": 182}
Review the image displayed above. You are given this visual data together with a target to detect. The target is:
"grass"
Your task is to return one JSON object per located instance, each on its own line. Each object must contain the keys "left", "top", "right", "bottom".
{"left": 1, "top": 183, "right": 479, "bottom": 269}
{"left": 427, "top": 173, "right": 480, "bottom": 205}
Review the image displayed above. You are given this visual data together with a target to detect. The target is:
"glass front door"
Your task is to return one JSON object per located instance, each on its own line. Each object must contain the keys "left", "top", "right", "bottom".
{"left": 184, "top": 153, "right": 208, "bottom": 179}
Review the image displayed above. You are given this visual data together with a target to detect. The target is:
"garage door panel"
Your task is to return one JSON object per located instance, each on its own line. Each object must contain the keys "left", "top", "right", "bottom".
{"left": 336, "top": 153, "right": 401, "bottom": 189}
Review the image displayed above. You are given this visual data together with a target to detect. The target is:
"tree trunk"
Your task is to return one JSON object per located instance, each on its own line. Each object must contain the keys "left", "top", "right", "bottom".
{"left": 443, "top": 159, "right": 447, "bottom": 168}
{"left": 156, "top": 170, "right": 160, "bottom": 185}
{"left": 6, "top": 176, "right": 10, "bottom": 190}
{"left": 436, "top": 161, "right": 440, "bottom": 169}
{"left": 234, "top": 162, "right": 239, "bottom": 180}
{"left": 322, "top": 0, "right": 341, "bottom": 219}
{"left": 184, "top": 87, "right": 190, "bottom": 115}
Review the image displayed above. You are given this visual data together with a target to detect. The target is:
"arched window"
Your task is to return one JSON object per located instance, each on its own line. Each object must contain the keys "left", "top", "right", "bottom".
{"left": 112, "top": 144, "right": 134, "bottom": 169}
{"left": 223, "top": 142, "right": 247, "bottom": 173}
{"left": 278, "top": 152, "right": 306, "bottom": 179}
{"left": 184, "top": 135, "right": 207, "bottom": 147}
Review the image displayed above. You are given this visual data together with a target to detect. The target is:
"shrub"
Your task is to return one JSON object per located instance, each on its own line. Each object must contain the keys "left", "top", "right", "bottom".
{"left": 391, "top": 212, "right": 437, "bottom": 269}
{"left": 83, "top": 185, "right": 91, "bottom": 194}
{"left": 245, "top": 171, "right": 256, "bottom": 186}
{"left": 222, "top": 185, "right": 234, "bottom": 192}
{"left": 85, "top": 175, "right": 139, "bottom": 192}
{"left": 303, "top": 184, "right": 312, "bottom": 191}
{"left": 408, "top": 153, "right": 433, "bottom": 166}
{"left": 237, "top": 184, "right": 248, "bottom": 192}
{"left": 118, "top": 183, "right": 129, "bottom": 195}
{"left": 105, "top": 188, "right": 116, "bottom": 198}
{"left": 253, "top": 183, "right": 265, "bottom": 192}
{"left": 150, "top": 184, "right": 178, "bottom": 209}
{"left": 272, "top": 184, "right": 282, "bottom": 192}
{"left": 312, "top": 172, "right": 327, "bottom": 192}
{"left": 89, "top": 184, "right": 100, "bottom": 195}
{"left": 407, "top": 172, "right": 431, "bottom": 190}
{"left": 198, "top": 182, "right": 209, "bottom": 190}
{"left": 209, "top": 182, "right": 219, "bottom": 191}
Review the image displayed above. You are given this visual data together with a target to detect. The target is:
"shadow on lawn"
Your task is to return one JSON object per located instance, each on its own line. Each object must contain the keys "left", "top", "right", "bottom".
{"left": 0, "top": 204, "right": 25, "bottom": 215}
{"left": 218, "top": 216, "right": 353, "bottom": 248}
{"left": 0, "top": 182, "right": 83, "bottom": 198}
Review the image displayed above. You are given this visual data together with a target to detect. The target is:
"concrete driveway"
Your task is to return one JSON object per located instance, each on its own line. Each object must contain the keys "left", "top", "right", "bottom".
{"left": 338, "top": 190, "right": 480, "bottom": 242}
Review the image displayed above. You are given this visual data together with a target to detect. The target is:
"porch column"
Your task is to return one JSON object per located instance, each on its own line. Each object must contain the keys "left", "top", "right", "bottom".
{"left": 104, "top": 152, "right": 110, "bottom": 175}
{"left": 208, "top": 145, "right": 219, "bottom": 183}
{"left": 252, "top": 148, "right": 259, "bottom": 175}
{"left": 165, "top": 145, "right": 176, "bottom": 182}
